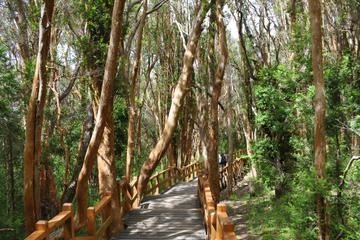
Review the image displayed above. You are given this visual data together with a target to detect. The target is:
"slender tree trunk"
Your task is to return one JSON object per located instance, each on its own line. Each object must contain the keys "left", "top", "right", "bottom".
{"left": 126, "top": 0, "right": 148, "bottom": 181}
{"left": 24, "top": 0, "right": 55, "bottom": 235}
{"left": 234, "top": 2, "right": 257, "bottom": 178}
{"left": 226, "top": 78, "right": 234, "bottom": 197}
{"left": 137, "top": 1, "right": 213, "bottom": 203}
{"left": 96, "top": 104, "right": 123, "bottom": 235}
{"left": 208, "top": 0, "right": 228, "bottom": 203}
{"left": 309, "top": 0, "right": 330, "bottom": 239}
{"left": 61, "top": 100, "right": 94, "bottom": 204}
{"left": 40, "top": 164, "right": 59, "bottom": 219}
{"left": 185, "top": 94, "right": 195, "bottom": 166}
{"left": 75, "top": 0, "right": 125, "bottom": 229}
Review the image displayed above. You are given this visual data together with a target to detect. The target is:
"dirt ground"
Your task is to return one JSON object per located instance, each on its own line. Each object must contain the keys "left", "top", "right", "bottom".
{"left": 220, "top": 178, "right": 261, "bottom": 240}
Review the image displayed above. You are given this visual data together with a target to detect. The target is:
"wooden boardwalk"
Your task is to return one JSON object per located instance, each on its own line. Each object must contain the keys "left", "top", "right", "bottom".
{"left": 111, "top": 178, "right": 206, "bottom": 240}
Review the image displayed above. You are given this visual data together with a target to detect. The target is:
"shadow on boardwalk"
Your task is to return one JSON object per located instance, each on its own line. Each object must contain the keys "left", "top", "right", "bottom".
{"left": 111, "top": 179, "right": 206, "bottom": 240}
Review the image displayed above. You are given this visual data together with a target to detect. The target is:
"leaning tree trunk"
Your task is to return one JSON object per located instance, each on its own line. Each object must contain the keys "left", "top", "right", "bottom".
{"left": 136, "top": 1, "right": 213, "bottom": 203}
{"left": 309, "top": 0, "right": 330, "bottom": 239}
{"left": 24, "top": 0, "right": 55, "bottom": 235}
{"left": 207, "top": 0, "right": 228, "bottom": 204}
{"left": 74, "top": 0, "right": 125, "bottom": 230}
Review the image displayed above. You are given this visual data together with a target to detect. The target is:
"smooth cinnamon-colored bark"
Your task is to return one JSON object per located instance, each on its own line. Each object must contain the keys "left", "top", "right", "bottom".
{"left": 137, "top": 1, "right": 213, "bottom": 203}
{"left": 96, "top": 107, "right": 123, "bottom": 235}
{"left": 226, "top": 79, "right": 234, "bottom": 197}
{"left": 185, "top": 95, "right": 195, "bottom": 166}
{"left": 309, "top": 0, "right": 330, "bottom": 239}
{"left": 24, "top": 0, "right": 55, "bottom": 235}
{"left": 208, "top": 0, "right": 228, "bottom": 203}
{"left": 126, "top": 0, "right": 148, "bottom": 181}
{"left": 75, "top": 0, "right": 125, "bottom": 229}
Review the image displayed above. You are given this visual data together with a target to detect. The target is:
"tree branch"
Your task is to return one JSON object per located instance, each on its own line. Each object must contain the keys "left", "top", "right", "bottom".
{"left": 59, "top": 65, "right": 80, "bottom": 102}
{"left": 336, "top": 119, "right": 360, "bottom": 137}
{"left": 338, "top": 155, "right": 360, "bottom": 191}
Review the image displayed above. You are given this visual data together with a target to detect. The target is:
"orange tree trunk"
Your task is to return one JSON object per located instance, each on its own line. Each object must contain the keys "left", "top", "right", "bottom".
{"left": 207, "top": 0, "right": 228, "bottom": 203}
{"left": 74, "top": 0, "right": 125, "bottom": 229}
{"left": 136, "top": 1, "right": 213, "bottom": 203}
{"left": 309, "top": 0, "right": 330, "bottom": 239}
{"left": 226, "top": 79, "right": 234, "bottom": 197}
{"left": 126, "top": 0, "right": 148, "bottom": 181}
{"left": 24, "top": 0, "right": 55, "bottom": 235}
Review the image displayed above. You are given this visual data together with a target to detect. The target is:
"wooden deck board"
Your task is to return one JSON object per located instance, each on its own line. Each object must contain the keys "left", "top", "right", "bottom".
{"left": 111, "top": 179, "right": 206, "bottom": 240}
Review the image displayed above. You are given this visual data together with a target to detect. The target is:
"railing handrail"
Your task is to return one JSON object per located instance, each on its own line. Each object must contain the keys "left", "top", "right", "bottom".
{"left": 25, "top": 203, "right": 74, "bottom": 240}
{"left": 198, "top": 155, "right": 246, "bottom": 240}
{"left": 87, "top": 192, "right": 112, "bottom": 240}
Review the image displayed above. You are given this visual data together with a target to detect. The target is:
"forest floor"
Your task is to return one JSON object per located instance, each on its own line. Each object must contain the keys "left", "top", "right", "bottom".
{"left": 220, "top": 176, "right": 261, "bottom": 240}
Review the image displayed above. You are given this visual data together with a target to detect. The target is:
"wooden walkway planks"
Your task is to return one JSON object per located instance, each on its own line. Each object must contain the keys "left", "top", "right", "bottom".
{"left": 111, "top": 179, "right": 206, "bottom": 240}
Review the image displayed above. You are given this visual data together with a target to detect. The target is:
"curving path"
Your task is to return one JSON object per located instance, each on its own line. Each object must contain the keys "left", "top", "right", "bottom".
{"left": 111, "top": 179, "right": 206, "bottom": 240}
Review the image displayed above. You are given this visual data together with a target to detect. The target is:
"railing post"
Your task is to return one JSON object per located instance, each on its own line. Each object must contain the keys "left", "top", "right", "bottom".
{"left": 191, "top": 164, "right": 194, "bottom": 180}
{"left": 132, "top": 177, "right": 138, "bottom": 208}
{"left": 205, "top": 187, "right": 215, "bottom": 238}
{"left": 167, "top": 167, "right": 172, "bottom": 187}
{"left": 87, "top": 207, "right": 96, "bottom": 237}
{"left": 210, "top": 212, "right": 216, "bottom": 240}
{"left": 35, "top": 220, "right": 49, "bottom": 240}
{"left": 121, "top": 176, "right": 131, "bottom": 212}
{"left": 216, "top": 204, "right": 227, "bottom": 240}
{"left": 182, "top": 167, "right": 186, "bottom": 182}
{"left": 155, "top": 172, "right": 159, "bottom": 195}
{"left": 149, "top": 179, "right": 153, "bottom": 195}
{"left": 62, "top": 203, "right": 74, "bottom": 240}
{"left": 173, "top": 168, "right": 177, "bottom": 184}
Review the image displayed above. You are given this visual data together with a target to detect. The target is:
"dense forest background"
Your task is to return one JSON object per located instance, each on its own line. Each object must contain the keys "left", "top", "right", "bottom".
{"left": 0, "top": 0, "right": 359, "bottom": 239}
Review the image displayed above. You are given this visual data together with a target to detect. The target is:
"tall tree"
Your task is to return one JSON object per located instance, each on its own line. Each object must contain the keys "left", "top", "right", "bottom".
{"left": 226, "top": 75, "right": 234, "bottom": 197}
{"left": 136, "top": 0, "right": 213, "bottom": 203}
{"left": 309, "top": 0, "right": 330, "bottom": 239}
{"left": 207, "top": 0, "right": 228, "bottom": 203}
{"left": 126, "top": 0, "right": 148, "bottom": 181}
{"left": 74, "top": 0, "right": 125, "bottom": 230}
{"left": 23, "top": 0, "right": 55, "bottom": 235}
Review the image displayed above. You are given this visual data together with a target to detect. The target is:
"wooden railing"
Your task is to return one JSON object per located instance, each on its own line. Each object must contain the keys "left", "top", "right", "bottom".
{"left": 198, "top": 174, "right": 236, "bottom": 240}
{"left": 198, "top": 157, "right": 246, "bottom": 240}
{"left": 219, "top": 158, "right": 246, "bottom": 190}
{"left": 83, "top": 192, "right": 112, "bottom": 240}
{"left": 25, "top": 192, "right": 112, "bottom": 240}
{"left": 25, "top": 160, "right": 206, "bottom": 240}
{"left": 25, "top": 203, "right": 74, "bottom": 240}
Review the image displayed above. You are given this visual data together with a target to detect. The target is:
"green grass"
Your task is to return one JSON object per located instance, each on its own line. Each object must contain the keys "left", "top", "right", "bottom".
{"left": 246, "top": 182, "right": 318, "bottom": 240}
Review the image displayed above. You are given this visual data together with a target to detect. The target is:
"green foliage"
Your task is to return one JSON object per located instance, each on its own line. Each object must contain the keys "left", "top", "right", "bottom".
{"left": 114, "top": 97, "right": 128, "bottom": 177}
{"left": 0, "top": 44, "right": 25, "bottom": 240}
{"left": 75, "top": 0, "right": 113, "bottom": 69}
{"left": 253, "top": 65, "right": 297, "bottom": 195}
{"left": 251, "top": 48, "right": 360, "bottom": 239}
{"left": 248, "top": 169, "right": 318, "bottom": 239}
